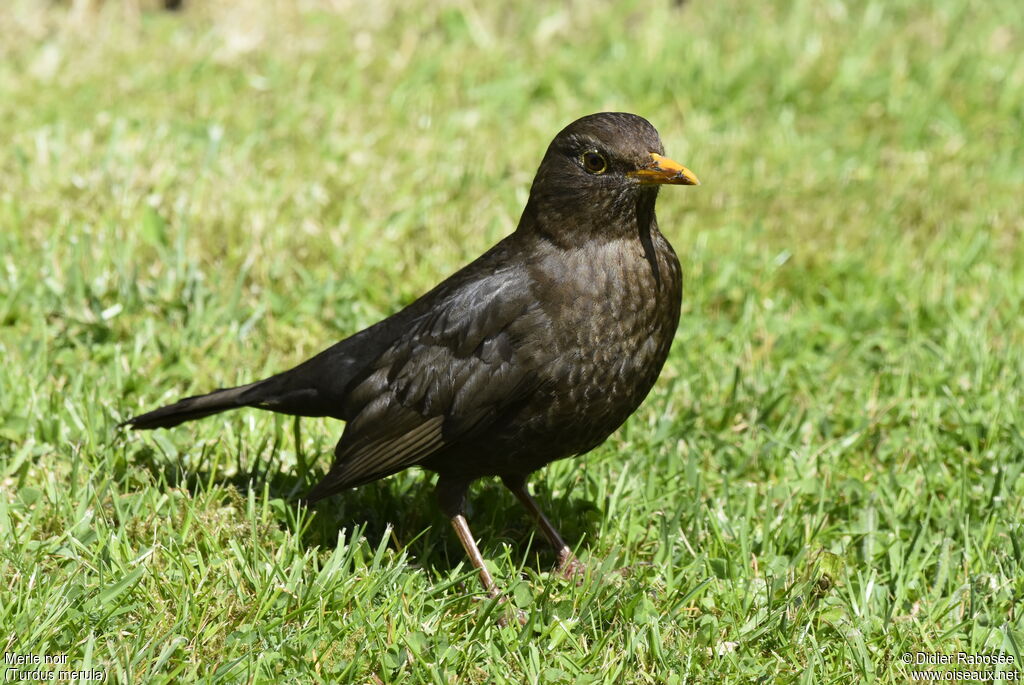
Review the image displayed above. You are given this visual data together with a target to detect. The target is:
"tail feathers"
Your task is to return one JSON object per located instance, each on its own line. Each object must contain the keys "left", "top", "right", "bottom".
{"left": 121, "top": 381, "right": 266, "bottom": 430}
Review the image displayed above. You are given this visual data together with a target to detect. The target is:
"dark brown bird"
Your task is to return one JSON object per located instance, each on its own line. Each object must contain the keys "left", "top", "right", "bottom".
{"left": 123, "top": 112, "right": 699, "bottom": 599}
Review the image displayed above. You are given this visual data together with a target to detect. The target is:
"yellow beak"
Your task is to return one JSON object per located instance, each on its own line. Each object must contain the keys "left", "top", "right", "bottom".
{"left": 628, "top": 153, "right": 700, "bottom": 186}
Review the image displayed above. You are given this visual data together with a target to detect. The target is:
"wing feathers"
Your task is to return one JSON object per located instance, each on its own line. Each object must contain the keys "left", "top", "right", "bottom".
{"left": 307, "top": 268, "right": 549, "bottom": 500}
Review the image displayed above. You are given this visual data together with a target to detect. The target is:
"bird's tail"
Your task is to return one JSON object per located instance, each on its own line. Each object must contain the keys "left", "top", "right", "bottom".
{"left": 120, "top": 380, "right": 270, "bottom": 430}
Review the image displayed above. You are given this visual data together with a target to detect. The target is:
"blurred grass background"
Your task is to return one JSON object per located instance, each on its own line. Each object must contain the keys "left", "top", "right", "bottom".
{"left": 1, "top": 0, "right": 1022, "bottom": 682}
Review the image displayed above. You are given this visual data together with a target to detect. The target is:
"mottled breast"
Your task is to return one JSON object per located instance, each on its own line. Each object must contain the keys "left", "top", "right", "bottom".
{"left": 524, "top": 227, "right": 682, "bottom": 458}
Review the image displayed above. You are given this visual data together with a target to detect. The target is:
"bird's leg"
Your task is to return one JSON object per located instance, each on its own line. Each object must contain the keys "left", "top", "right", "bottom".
{"left": 436, "top": 476, "right": 527, "bottom": 626}
{"left": 501, "top": 475, "right": 585, "bottom": 578}
{"left": 435, "top": 476, "right": 500, "bottom": 598}
{"left": 450, "top": 515, "right": 501, "bottom": 600}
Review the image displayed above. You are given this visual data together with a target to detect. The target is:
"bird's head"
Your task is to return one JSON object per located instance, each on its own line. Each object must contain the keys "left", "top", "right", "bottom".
{"left": 523, "top": 112, "right": 699, "bottom": 242}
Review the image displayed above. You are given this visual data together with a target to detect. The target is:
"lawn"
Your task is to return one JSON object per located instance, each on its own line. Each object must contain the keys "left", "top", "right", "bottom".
{"left": 1, "top": 0, "right": 1022, "bottom": 682}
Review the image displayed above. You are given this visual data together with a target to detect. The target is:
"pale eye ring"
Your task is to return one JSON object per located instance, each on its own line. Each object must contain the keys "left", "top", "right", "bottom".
{"left": 580, "top": 150, "right": 607, "bottom": 174}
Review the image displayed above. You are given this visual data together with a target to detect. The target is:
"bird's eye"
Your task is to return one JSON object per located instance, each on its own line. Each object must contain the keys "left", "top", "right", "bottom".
{"left": 580, "top": 150, "right": 607, "bottom": 174}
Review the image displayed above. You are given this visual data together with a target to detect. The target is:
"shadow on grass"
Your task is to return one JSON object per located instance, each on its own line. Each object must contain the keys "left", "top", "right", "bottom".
{"left": 303, "top": 476, "right": 603, "bottom": 579}
{"left": 127, "top": 438, "right": 601, "bottom": 578}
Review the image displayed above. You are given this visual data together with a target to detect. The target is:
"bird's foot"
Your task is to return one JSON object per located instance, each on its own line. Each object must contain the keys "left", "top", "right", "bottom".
{"left": 556, "top": 549, "right": 586, "bottom": 581}
{"left": 484, "top": 590, "right": 527, "bottom": 627}
{"left": 496, "top": 603, "right": 529, "bottom": 628}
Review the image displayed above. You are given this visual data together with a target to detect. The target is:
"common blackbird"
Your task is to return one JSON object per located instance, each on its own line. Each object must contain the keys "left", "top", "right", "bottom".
{"left": 123, "top": 112, "right": 699, "bottom": 599}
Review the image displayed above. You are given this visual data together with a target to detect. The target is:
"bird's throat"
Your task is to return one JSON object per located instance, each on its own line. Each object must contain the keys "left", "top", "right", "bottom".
{"left": 522, "top": 185, "right": 660, "bottom": 251}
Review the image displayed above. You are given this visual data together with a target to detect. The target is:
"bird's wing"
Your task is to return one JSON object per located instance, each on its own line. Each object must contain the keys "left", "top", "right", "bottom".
{"left": 305, "top": 267, "right": 549, "bottom": 499}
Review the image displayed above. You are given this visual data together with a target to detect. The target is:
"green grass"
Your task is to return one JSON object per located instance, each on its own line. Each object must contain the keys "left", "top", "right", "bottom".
{"left": 1, "top": 0, "right": 1022, "bottom": 682}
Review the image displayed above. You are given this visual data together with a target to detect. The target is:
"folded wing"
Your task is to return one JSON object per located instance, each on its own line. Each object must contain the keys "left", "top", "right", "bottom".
{"left": 305, "top": 267, "right": 549, "bottom": 500}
